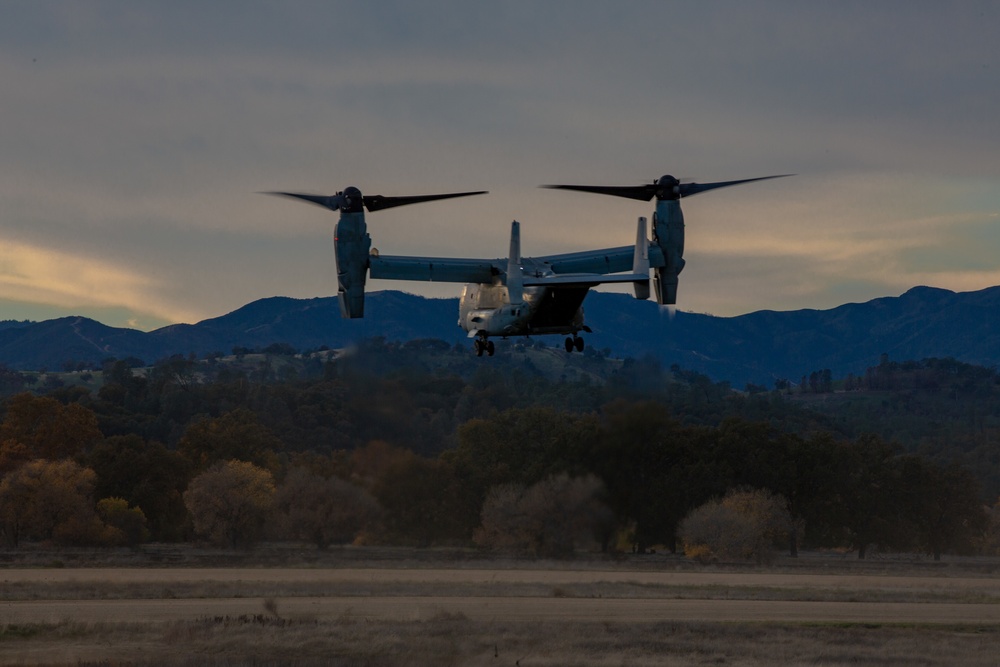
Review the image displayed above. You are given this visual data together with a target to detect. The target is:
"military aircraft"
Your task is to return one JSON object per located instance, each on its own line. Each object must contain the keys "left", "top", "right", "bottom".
{"left": 268, "top": 174, "right": 788, "bottom": 356}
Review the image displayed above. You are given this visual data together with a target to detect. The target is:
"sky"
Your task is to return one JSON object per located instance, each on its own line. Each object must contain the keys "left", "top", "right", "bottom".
{"left": 2, "top": 1, "right": 999, "bottom": 330}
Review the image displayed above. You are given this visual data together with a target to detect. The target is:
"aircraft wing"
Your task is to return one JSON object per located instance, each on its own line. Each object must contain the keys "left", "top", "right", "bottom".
{"left": 369, "top": 254, "right": 501, "bottom": 283}
{"left": 529, "top": 244, "right": 665, "bottom": 276}
{"left": 522, "top": 272, "right": 649, "bottom": 287}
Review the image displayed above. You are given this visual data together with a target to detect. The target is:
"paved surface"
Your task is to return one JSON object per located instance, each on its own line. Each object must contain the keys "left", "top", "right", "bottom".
{"left": 2, "top": 567, "right": 999, "bottom": 626}
{"left": 4, "top": 566, "right": 1000, "bottom": 591}
{"left": 3, "top": 595, "right": 1000, "bottom": 625}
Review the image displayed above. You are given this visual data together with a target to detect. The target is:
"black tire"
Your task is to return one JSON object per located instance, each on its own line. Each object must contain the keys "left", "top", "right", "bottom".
{"left": 574, "top": 336, "right": 585, "bottom": 352}
{"left": 487, "top": 340, "right": 495, "bottom": 356}
{"left": 564, "top": 337, "right": 574, "bottom": 353}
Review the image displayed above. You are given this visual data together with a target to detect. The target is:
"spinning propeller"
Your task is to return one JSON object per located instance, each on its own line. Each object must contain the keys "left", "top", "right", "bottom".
{"left": 265, "top": 186, "right": 487, "bottom": 213}
{"left": 264, "top": 185, "right": 486, "bottom": 320}
{"left": 542, "top": 174, "right": 791, "bottom": 201}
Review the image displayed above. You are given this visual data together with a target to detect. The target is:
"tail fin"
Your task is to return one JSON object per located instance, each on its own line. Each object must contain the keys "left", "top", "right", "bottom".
{"left": 507, "top": 220, "right": 524, "bottom": 305}
{"left": 633, "top": 217, "right": 650, "bottom": 300}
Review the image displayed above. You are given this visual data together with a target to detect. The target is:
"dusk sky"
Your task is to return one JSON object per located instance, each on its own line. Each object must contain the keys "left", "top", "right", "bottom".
{"left": 2, "top": 2, "right": 999, "bottom": 330}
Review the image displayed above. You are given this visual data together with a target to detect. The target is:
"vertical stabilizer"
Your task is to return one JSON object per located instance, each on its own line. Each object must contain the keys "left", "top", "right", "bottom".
{"left": 633, "top": 216, "right": 650, "bottom": 300}
{"left": 507, "top": 220, "right": 523, "bottom": 305}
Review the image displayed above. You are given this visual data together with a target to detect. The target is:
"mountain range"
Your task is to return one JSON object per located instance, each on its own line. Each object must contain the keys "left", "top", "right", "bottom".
{"left": 0, "top": 285, "right": 995, "bottom": 387}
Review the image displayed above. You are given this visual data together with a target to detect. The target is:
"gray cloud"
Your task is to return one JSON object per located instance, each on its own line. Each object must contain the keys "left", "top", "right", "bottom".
{"left": 1, "top": 1, "right": 998, "bottom": 327}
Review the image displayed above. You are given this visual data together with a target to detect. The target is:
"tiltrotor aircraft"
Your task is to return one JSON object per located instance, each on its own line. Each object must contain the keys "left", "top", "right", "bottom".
{"left": 269, "top": 174, "right": 787, "bottom": 356}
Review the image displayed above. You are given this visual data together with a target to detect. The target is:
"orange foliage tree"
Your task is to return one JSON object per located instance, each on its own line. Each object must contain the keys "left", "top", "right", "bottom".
{"left": 0, "top": 393, "right": 102, "bottom": 463}
{"left": 0, "top": 458, "right": 108, "bottom": 546}
{"left": 183, "top": 460, "right": 275, "bottom": 548}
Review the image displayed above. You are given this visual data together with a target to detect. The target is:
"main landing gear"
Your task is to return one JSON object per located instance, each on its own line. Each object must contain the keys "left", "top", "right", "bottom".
{"left": 564, "top": 335, "right": 584, "bottom": 353}
{"left": 474, "top": 338, "right": 495, "bottom": 357}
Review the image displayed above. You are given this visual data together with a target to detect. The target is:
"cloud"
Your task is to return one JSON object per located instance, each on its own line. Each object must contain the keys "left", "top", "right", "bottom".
{"left": 1, "top": 1, "right": 999, "bottom": 329}
{"left": 0, "top": 239, "right": 192, "bottom": 328}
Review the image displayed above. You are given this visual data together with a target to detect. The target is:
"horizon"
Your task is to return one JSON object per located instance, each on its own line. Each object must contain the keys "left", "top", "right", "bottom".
{"left": 2, "top": 3, "right": 998, "bottom": 329}
{"left": 0, "top": 282, "right": 977, "bottom": 331}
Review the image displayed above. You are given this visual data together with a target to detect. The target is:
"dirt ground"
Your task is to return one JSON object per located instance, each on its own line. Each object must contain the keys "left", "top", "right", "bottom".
{"left": 2, "top": 559, "right": 1000, "bottom": 665}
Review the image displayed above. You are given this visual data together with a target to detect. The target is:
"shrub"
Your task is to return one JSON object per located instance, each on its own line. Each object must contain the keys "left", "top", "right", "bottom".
{"left": 679, "top": 488, "right": 792, "bottom": 563}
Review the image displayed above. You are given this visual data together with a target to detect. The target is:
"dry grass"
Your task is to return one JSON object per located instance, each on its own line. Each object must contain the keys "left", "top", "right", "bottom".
{"left": 3, "top": 579, "right": 1000, "bottom": 604}
{"left": 3, "top": 616, "right": 999, "bottom": 666}
{"left": 2, "top": 548, "right": 1000, "bottom": 665}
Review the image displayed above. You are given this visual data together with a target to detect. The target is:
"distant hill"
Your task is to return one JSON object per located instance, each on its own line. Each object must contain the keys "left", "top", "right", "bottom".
{"left": 1, "top": 286, "right": 997, "bottom": 387}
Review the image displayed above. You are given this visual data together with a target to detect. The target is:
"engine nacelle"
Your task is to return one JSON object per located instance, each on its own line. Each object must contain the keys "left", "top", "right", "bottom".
{"left": 650, "top": 202, "right": 685, "bottom": 305}
{"left": 333, "top": 212, "right": 371, "bottom": 318}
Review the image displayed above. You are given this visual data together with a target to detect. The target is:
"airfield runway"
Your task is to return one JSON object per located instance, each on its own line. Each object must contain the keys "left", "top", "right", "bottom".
{"left": 3, "top": 567, "right": 999, "bottom": 625}
{"left": 5, "top": 596, "right": 1000, "bottom": 625}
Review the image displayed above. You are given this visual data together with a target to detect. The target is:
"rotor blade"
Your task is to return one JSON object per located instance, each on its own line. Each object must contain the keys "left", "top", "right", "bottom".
{"left": 263, "top": 191, "right": 342, "bottom": 211}
{"left": 541, "top": 184, "right": 657, "bottom": 201}
{"left": 363, "top": 190, "right": 488, "bottom": 212}
{"left": 678, "top": 174, "right": 793, "bottom": 198}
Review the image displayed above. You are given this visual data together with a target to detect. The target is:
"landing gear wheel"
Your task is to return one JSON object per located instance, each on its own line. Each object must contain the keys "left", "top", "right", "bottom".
{"left": 474, "top": 339, "right": 484, "bottom": 357}
{"left": 565, "top": 337, "right": 574, "bottom": 353}
{"left": 574, "top": 336, "right": 585, "bottom": 352}
{"left": 486, "top": 340, "right": 495, "bottom": 356}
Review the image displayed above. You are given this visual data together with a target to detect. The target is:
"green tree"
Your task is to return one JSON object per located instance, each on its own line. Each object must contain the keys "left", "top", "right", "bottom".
{"left": 374, "top": 456, "right": 475, "bottom": 546}
{"left": 183, "top": 460, "right": 275, "bottom": 548}
{"left": 178, "top": 408, "right": 282, "bottom": 472}
{"left": 450, "top": 407, "right": 597, "bottom": 491}
{"left": 982, "top": 498, "right": 1000, "bottom": 556}
{"left": 894, "top": 457, "right": 988, "bottom": 560}
{"left": 87, "top": 435, "right": 192, "bottom": 541}
{"left": 592, "top": 401, "right": 706, "bottom": 553}
{"left": 447, "top": 407, "right": 598, "bottom": 538}
{"left": 825, "top": 434, "right": 900, "bottom": 559}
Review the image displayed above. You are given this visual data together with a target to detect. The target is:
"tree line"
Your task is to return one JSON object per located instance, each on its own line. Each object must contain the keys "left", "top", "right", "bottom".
{"left": 0, "top": 378, "right": 996, "bottom": 559}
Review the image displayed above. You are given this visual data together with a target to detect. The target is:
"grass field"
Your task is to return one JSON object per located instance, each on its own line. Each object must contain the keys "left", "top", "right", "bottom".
{"left": 2, "top": 547, "right": 999, "bottom": 666}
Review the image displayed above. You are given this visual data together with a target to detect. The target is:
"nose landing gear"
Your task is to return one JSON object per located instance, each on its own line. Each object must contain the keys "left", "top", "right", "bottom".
{"left": 474, "top": 338, "right": 495, "bottom": 357}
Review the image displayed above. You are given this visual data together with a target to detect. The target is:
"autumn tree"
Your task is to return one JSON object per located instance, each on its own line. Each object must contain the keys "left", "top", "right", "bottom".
{"left": 0, "top": 393, "right": 102, "bottom": 461}
{"left": 0, "top": 459, "right": 106, "bottom": 546}
{"left": 678, "top": 500, "right": 759, "bottom": 563}
{"left": 348, "top": 440, "right": 417, "bottom": 490}
{"left": 273, "top": 468, "right": 380, "bottom": 548}
{"left": 97, "top": 497, "right": 150, "bottom": 548}
{"left": 474, "top": 474, "right": 612, "bottom": 558}
{"left": 0, "top": 439, "right": 31, "bottom": 475}
{"left": 184, "top": 460, "right": 275, "bottom": 548}
{"left": 678, "top": 488, "right": 792, "bottom": 563}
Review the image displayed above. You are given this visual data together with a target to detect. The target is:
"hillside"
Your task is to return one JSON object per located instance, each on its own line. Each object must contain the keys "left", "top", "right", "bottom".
{"left": 1, "top": 285, "right": 998, "bottom": 386}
